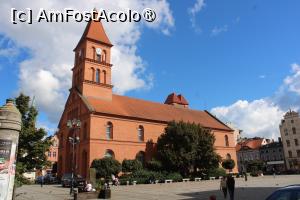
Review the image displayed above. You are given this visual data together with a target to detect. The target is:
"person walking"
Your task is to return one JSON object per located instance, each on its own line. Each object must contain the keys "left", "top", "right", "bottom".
{"left": 272, "top": 167, "right": 276, "bottom": 178}
{"left": 40, "top": 176, "right": 44, "bottom": 187}
{"left": 244, "top": 172, "right": 247, "bottom": 181}
{"left": 220, "top": 176, "right": 227, "bottom": 199}
{"left": 226, "top": 174, "right": 235, "bottom": 200}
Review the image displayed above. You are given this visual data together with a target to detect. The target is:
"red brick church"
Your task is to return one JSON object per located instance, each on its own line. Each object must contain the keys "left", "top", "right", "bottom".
{"left": 57, "top": 19, "right": 238, "bottom": 178}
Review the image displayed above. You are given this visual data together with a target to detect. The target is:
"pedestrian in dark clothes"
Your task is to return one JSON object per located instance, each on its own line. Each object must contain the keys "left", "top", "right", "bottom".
{"left": 40, "top": 176, "right": 44, "bottom": 187}
{"left": 220, "top": 176, "right": 227, "bottom": 199}
{"left": 226, "top": 174, "right": 235, "bottom": 200}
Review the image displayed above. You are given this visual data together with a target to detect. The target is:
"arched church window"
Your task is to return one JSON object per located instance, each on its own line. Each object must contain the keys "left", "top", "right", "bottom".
{"left": 96, "top": 69, "right": 100, "bottom": 83}
{"left": 136, "top": 151, "right": 145, "bottom": 164}
{"left": 226, "top": 153, "right": 231, "bottom": 159}
{"left": 138, "top": 125, "right": 144, "bottom": 142}
{"left": 102, "top": 50, "right": 107, "bottom": 62}
{"left": 104, "top": 149, "right": 115, "bottom": 158}
{"left": 91, "top": 68, "right": 95, "bottom": 82}
{"left": 96, "top": 48, "right": 101, "bottom": 62}
{"left": 92, "top": 47, "right": 96, "bottom": 60}
{"left": 103, "top": 70, "right": 106, "bottom": 84}
{"left": 225, "top": 135, "right": 229, "bottom": 147}
{"left": 106, "top": 122, "right": 113, "bottom": 140}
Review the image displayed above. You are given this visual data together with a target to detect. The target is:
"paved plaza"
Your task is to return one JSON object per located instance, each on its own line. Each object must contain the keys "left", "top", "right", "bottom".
{"left": 15, "top": 175, "right": 300, "bottom": 200}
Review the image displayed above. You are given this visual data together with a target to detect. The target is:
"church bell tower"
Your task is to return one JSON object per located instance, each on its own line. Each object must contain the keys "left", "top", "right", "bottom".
{"left": 72, "top": 17, "right": 113, "bottom": 100}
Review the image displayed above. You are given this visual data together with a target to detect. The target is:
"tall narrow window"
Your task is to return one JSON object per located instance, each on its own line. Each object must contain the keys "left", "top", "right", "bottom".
{"left": 96, "top": 48, "right": 101, "bottom": 62}
{"left": 96, "top": 69, "right": 100, "bottom": 83}
{"left": 287, "top": 140, "right": 291, "bottom": 147}
{"left": 91, "top": 68, "right": 95, "bottom": 82}
{"left": 288, "top": 150, "right": 292, "bottom": 158}
{"left": 103, "top": 70, "right": 106, "bottom": 84}
{"left": 297, "top": 150, "right": 300, "bottom": 157}
{"left": 136, "top": 151, "right": 145, "bottom": 164}
{"left": 138, "top": 125, "right": 144, "bottom": 142}
{"left": 292, "top": 127, "right": 296, "bottom": 134}
{"left": 106, "top": 122, "right": 113, "bottom": 140}
{"left": 102, "top": 50, "right": 107, "bottom": 62}
{"left": 92, "top": 47, "right": 96, "bottom": 60}
{"left": 83, "top": 123, "right": 87, "bottom": 140}
{"left": 225, "top": 135, "right": 229, "bottom": 147}
{"left": 295, "top": 139, "right": 299, "bottom": 146}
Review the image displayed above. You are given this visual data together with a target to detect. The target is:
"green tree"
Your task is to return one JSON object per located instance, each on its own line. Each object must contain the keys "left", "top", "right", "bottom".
{"left": 91, "top": 157, "right": 121, "bottom": 179}
{"left": 246, "top": 160, "right": 264, "bottom": 172}
{"left": 222, "top": 159, "right": 236, "bottom": 171}
{"left": 122, "top": 159, "right": 143, "bottom": 173}
{"left": 15, "top": 93, "right": 52, "bottom": 177}
{"left": 145, "top": 159, "right": 163, "bottom": 171}
{"left": 156, "top": 121, "right": 221, "bottom": 176}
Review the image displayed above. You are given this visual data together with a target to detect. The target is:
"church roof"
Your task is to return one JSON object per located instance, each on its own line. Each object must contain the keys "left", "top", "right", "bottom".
{"left": 74, "top": 17, "right": 112, "bottom": 50}
{"left": 83, "top": 94, "right": 232, "bottom": 131}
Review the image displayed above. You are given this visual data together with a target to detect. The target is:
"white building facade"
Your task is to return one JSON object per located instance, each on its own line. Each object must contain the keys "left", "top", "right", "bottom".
{"left": 279, "top": 110, "right": 300, "bottom": 170}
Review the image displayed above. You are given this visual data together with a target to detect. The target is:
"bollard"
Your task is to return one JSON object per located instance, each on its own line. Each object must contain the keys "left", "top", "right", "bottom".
{"left": 0, "top": 99, "right": 22, "bottom": 200}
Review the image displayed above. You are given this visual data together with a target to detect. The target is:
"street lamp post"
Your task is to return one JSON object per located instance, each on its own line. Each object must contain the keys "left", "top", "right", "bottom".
{"left": 67, "top": 118, "right": 81, "bottom": 195}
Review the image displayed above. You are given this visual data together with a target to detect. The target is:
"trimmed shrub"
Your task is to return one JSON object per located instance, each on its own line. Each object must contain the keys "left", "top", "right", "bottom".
{"left": 91, "top": 157, "right": 121, "bottom": 179}
{"left": 222, "top": 159, "right": 236, "bottom": 170}
{"left": 208, "top": 167, "right": 226, "bottom": 178}
{"left": 122, "top": 159, "right": 143, "bottom": 173}
{"left": 166, "top": 172, "right": 182, "bottom": 182}
{"left": 145, "top": 159, "right": 163, "bottom": 172}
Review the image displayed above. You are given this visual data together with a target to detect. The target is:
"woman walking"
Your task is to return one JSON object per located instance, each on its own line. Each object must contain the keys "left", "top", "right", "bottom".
{"left": 220, "top": 176, "right": 227, "bottom": 199}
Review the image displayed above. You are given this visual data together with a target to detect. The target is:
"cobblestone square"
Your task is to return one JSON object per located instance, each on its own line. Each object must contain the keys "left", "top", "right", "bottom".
{"left": 15, "top": 175, "right": 300, "bottom": 200}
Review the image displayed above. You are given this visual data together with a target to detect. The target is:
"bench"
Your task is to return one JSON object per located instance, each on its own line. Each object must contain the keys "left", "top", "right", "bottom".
{"left": 133, "top": 181, "right": 137, "bottom": 185}
{"left": 182, "top": 178, "right": 190, "bottom": 182}
{"left": 165, "top": 179, "right": 173, "bottom": 183}
{"left": 209, "top": 177, "right": 216, "bottom": 180}
{"left": 194, "top": 178, "right": 202, "bottom": 182}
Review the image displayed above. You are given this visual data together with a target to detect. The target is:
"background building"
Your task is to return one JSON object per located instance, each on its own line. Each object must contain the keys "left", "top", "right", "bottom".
{"left": 46, "top": 134, "right": 59, "bottom": 173}
{"left": 279, "top": 110, "right": 300, "bottom": 170}
{"left": 259, "top": 138, "right": 285, "bottom": 172}
{"left": 236, "top": 137, "right": 270, "bottom": 172}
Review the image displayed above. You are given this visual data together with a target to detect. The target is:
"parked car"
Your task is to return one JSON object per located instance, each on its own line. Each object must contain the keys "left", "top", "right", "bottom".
{"left": 61, "top": 173, "right": 85, "bottom": 190}
{"left": 265, "top": 185, "right": 300, "bottom": 200}
{"left": 44, "top": 174, "right": 58, "bottom": 184}
{"left": 35, "top": 176, "right": 44, "bottom": 184}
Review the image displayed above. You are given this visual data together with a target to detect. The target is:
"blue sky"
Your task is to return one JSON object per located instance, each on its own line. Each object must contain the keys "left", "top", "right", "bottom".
{"left": 0, "top": 0, "right": 300, "bottom": 138}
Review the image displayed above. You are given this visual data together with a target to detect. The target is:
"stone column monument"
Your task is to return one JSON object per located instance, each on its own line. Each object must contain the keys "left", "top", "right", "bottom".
{"left": 0, "top": 99, "right": 21, "bottom": 200}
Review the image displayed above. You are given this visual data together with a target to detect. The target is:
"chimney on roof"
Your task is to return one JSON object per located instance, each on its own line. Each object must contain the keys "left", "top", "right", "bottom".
{"left": 164, "top": 93, "right": 189, "bottom": 108}
{"left": 278, "top": 137, "right": 282, "bottom": 143}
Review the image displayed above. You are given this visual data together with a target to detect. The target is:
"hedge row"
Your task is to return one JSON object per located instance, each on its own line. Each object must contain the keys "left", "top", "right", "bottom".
{"left": 119, "top": 170, "right": 183, "bottom": 185}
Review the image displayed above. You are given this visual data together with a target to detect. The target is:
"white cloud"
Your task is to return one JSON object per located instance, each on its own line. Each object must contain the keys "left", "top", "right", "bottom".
{"left": 211, "top": 99, "right": 284, "bottom": 139}
{"left": 0, "top": 0, "right": 174, "bottom": 124}
{"left": 211, "top": 63, "right": 300, "bottom": 139}
{"left": 259, "top": 75, "right": 266, "bottom": 79}
{"left": 283, "top": 63, "right": 300, "bottom": 94}
{"left": 211, "top": 25, "right": 228, "bottom": 36}
{"left": 188, "top": 0, "right": 205, "bottom": 33}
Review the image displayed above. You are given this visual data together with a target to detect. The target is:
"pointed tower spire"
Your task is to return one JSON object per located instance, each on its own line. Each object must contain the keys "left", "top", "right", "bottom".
{"left": 74, "top": 10, "right": 112, "bottom": 51}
